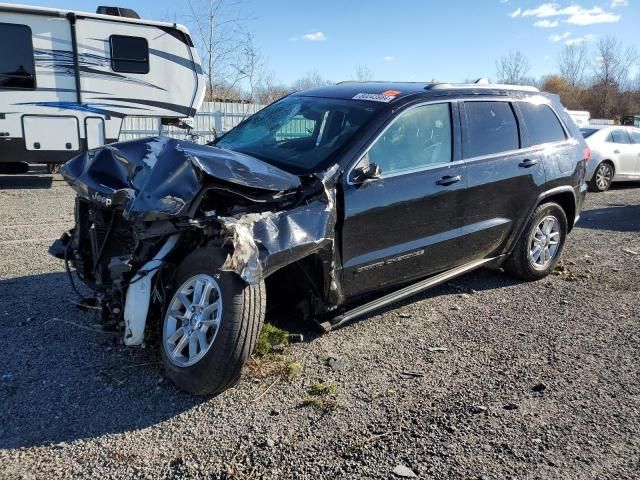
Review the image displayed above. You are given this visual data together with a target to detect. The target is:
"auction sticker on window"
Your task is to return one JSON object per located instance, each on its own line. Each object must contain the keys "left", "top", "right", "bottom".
{"left": 352, "top": 90, "right": 400, "bottom": 103}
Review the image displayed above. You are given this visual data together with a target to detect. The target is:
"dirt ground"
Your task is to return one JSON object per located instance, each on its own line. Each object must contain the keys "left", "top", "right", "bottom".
{"left": 1, "top": 168, "right": 639, "bottom": 479}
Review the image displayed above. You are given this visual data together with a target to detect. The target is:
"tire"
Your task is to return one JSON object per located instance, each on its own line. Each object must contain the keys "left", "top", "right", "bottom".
{"left": 160, "top": 247, "right": 266, "bottom": 395}
{"left": 504, "top": 202, "right": 568, "bottom": 281}
{"left": 588, "top": 161, "right": 614, "bottom": 192}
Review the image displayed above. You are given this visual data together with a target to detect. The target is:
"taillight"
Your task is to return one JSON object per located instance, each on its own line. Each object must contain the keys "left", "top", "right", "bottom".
{"left": 583, "top": 147, "right": 591, "bottom": 165}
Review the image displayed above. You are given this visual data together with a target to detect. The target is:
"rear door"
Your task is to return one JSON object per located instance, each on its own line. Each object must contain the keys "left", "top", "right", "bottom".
{"left": 608, "top": 129, "right": 637, "bottom": 176}
{"left": 340, "top": 101, "right": 467, "bottom": 298}
{"left": 454, "top": 99, "right": 548, "bottom": 264}
{"left": 627, "top": 129, "right": 640, "bottom": 175}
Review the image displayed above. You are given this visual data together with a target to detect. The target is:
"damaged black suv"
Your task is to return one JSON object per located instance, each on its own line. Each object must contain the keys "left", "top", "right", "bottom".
{"left": 51, "top": 81, "right": 588, "bottom": 395}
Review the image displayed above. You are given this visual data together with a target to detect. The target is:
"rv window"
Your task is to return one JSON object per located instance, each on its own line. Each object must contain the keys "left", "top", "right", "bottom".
{"left": 110, "top": 35, "right": 149, "bottom": 74}
{"left": 0, "top": 23, "right": 36, "bottom": 89}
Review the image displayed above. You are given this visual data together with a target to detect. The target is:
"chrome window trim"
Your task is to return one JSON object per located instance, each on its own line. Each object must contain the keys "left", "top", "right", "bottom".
{"left": 346, "top": 96, "right": 577, "bottom": 185}
{"left": 346, "top": 99, "right": 455, "bottom": 185}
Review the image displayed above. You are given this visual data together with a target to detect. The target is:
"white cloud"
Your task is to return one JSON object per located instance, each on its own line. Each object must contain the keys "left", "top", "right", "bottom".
{"left": 522, "top": 3, "right": 563, "bottom": 17}
{"left": 291, "top": 31, "right": 327, "bottom": 42}
{"left": 566, "top": 34, "right": 594, "bottom": 45}
{"left": 383, "top": 55, "right": 395, "bottom": 62}
{"left": 515, "top": 3, "right": 621, "bottom": 25}
{"left": 610, "top": 0, "right": 628, "bottom": 7}
{"left": 566, "top": 9, "right": 620, "bottom": 25}
{"left": 549, "top": 32, "right": 571, "bottom": 42}
{"left": 509, "top": 7, "right": 522, "bottom": 17}
{"left": 533, "top": 19, "right": 559, "bottom": 27}
{"left": 302, "top": 31, "right": 327, "bottom": 41}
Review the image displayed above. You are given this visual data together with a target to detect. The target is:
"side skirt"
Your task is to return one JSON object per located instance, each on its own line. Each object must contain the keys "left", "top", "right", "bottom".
{"left": 319, "top": 256, "right": 505, "bottom": 332}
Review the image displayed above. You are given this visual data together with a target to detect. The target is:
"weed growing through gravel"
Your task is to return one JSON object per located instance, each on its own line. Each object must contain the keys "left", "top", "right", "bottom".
{"left": 254, "top": 323, "right": 289, "bottom": 357}
{"left": 246, "top": 323, "right": 302, "bottom": 383}
{"left": 301, "top": 382, "right": 338, "bottom": 410}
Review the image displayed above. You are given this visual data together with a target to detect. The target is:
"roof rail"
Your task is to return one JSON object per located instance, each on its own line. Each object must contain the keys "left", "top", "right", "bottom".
{"left": 426, "top": 81, "right": 539, "bottom": 92}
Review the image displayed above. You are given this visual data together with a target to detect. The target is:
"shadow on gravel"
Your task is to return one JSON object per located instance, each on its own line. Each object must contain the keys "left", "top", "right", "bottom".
{"left": 0, "top": 174, "right": 54, "bottom": 190}
{"left": 0, "top": 272, "right": 204, "bottom": 449}
{"left": 304, "top": 267, "right": 522, "bottom": 335}
{"left": 577, "top": 204, "right": 640, "bottom": 232}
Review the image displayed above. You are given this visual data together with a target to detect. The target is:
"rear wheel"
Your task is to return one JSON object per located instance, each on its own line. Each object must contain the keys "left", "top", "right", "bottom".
{"left": 504, "top": 202, "right": 568, "bottom": 281}
{"left": 588, "top": 161, "right": 614, "bottom": 192}
{"left": 160, "top": 247, "right": 265, "bottom": 395}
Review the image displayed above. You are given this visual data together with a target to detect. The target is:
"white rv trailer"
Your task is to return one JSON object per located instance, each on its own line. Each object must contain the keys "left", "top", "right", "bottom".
{"left": 566, "top": 110, "right": 591, "bottom": 127}
{"left": 0, "top": 3, "right": 205, "bottom": 171}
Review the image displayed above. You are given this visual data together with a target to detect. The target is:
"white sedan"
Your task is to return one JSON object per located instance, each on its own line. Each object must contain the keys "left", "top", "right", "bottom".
{"left": 581, "top": 126, "right": 640, "bottom": 192}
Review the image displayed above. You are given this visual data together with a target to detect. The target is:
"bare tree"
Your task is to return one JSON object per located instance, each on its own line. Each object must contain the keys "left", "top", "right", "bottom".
{"left": 495, "top": 50, "right": 532, "bottom": 85}
{"left": 255, "top": 71, "right": 292, "bottom": 105}
{"left": 291, "top": 70, "right": 331, "bottom": 91}
{"left": 557, "top": 43, "right": 588, "bottom": 89}
{"left": 186, "top": 0, "right": 255, "bottom": 101}
{"left": 352, "top": 65, "right": 374, "bottom": 82}
{"left": 591, "top": 36, "right": 637, "bottom": 88}
{"left": 229, "top": 29, "right": 266, "bottom": 107}
{"left": 590, "top": 36, "right": 638, "bottom": 118}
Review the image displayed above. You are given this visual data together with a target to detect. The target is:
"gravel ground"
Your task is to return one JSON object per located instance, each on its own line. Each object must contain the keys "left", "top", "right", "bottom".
{"left": 1, "top": 168, "right": 639, "bottom": 479}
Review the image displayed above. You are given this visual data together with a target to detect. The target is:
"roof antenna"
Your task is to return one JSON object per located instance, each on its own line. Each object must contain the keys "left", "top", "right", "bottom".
{"left": 474, "top": 78, "right": 490, "bottom": 85}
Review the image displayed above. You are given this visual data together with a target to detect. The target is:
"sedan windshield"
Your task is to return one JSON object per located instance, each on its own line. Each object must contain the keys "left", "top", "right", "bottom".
{"left": 216, "top": 96, "right": 382, "bottom": 174}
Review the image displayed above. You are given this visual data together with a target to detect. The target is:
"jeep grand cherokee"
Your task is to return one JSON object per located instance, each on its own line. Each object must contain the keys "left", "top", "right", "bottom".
{"left": 50, "top": 81, "right": 589, "bottom": 395}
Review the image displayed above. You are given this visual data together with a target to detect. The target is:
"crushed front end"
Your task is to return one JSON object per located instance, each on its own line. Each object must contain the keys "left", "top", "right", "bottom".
{"left": 50, "top": 137, "right": 340, "bottom": 346}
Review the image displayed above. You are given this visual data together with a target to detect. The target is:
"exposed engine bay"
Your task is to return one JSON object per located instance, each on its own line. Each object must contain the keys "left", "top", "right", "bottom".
{"left": 50, "top": 137, "right": 341, "bottom": 345}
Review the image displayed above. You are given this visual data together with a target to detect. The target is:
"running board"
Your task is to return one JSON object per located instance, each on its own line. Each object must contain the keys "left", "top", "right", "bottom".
{"left": 319, "top": 257, "right": 499, "bottom": 332}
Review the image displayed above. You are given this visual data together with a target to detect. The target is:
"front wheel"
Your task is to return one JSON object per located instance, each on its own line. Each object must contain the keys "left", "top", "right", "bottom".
{"left": 160, "top": 247, "right": 265, "bottom": 395}
{"left": 504, "top": 202, "right": 568, "bottom": 281}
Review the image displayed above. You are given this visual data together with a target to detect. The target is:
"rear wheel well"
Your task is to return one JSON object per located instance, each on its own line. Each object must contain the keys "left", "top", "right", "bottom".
{"left": 541, "top": 191, "right": 576, "bottom": 231}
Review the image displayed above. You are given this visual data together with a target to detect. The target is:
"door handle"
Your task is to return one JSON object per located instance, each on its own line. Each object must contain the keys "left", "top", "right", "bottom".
{"left": 518, "top": 158, "right": 538, "bottom": 168}
{"left": 613, "top": 150, "right": 621, "bottom": 154}
{"left": 436, "top": 175, "right": 461, "bottom": 186}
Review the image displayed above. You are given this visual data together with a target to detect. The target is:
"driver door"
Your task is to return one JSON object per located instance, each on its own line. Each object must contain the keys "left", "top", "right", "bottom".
{"left": 340, "top": 101, "right": 467, "bottom": 298}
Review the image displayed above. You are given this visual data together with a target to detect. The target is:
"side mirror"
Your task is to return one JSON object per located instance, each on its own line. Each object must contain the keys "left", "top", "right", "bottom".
{"left": 353, "top": 162, "right": 382, "bottom": 182}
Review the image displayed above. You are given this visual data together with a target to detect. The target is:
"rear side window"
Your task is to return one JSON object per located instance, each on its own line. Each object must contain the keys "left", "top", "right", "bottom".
{"left": 0, "top": 23, "right": 36, "bottom": 89}
{"left": 608, "top": 130, "right": 630, "bottom": 144}
{"left": 519, "top": 103, "right": 566, "bottom": 145}
{"left": 464, "top": 102, "right": 519, "bottom": 158}
{"left": 110, "top": 35, "right": 149, "bottom": 74}
{"left": 628, "top": 129, "right": 640, "bottom": 144}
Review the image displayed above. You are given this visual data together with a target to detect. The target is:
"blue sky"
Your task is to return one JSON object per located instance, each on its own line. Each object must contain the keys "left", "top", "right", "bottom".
{"left": 16, "top": 0, "right": 640, "bottom": 83}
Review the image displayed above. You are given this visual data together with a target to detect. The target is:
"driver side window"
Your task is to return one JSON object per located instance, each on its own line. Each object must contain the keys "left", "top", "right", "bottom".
{"left": 367, "top": 103, "right": 452, "bottom": 175}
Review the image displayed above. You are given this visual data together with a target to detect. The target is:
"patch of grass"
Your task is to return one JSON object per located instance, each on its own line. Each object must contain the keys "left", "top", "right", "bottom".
{"left": 300, "top": 382, "right": 338, "bottom": 410}
{"left": 247, "top": 324, "right": 303, "bottom": 386}
{"left": 254, "top": 323, "right": 289, "bottom": 358}
{"left": 301, "top": 396, "right": 324, "bottom": 407}
{"left": 285, "top": 360, "right": 302, "bottom": 380}
{"left": 308, "top": 382, "right": 336, "bottom": 396}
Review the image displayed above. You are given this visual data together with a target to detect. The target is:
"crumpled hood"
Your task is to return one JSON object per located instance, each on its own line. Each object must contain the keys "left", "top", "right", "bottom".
{"left": 60, "top": 137, "right": 301, "bottom": 220}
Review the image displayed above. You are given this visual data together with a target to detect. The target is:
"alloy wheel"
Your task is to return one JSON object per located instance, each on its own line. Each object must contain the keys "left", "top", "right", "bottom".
{"left": 529, "top": 215, "right": 561, "bottom": 270}
{"left": 163, "top": 274, "right": 223, "bottom": 367}
{"left": 595, "top": 163, "right": 613, "bottom": 191}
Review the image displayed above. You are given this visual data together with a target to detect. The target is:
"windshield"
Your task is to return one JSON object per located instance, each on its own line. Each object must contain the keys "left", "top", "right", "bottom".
{"left": 216, "top": 96, "right": 382, "bottom": 174}
{"left": 580, "top": 128, "right": 599, "bottom": 138}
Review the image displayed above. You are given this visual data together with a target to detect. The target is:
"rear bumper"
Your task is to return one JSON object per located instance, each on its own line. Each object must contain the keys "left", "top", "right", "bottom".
{"left": 574, "top": 182, "right": 587, "bottom": 226}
